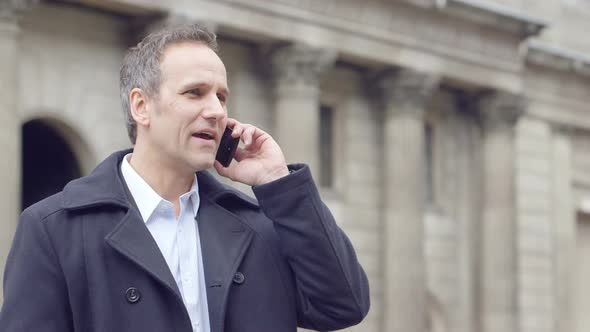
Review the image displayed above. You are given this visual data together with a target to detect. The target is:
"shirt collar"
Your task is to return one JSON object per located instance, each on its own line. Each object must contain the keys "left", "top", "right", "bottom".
{"left": 120, "top": 153, "right": 199, "bottom": 222}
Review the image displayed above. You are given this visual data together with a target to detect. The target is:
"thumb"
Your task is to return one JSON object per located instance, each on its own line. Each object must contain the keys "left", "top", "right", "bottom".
{"left": 214, "top": 161, "right": 231, "bottom": 178}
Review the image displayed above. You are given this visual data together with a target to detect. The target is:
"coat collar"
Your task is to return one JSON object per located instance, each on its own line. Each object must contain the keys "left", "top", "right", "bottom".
{"left": 63, "top": 149, "right": 257, "bottom": 331}
{"left": 62, "top": 149, "right": 132, "bottom": 210}
{"left": 62, "top": 149, "right": 259, "bottom": 211}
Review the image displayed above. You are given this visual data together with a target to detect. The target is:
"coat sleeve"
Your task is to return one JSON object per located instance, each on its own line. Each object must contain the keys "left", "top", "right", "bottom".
{"left": 252, "top": 164, "right": 370, "bottom": 331}
{"left": 0, "top": 207, "right": 73, "bottom": 332}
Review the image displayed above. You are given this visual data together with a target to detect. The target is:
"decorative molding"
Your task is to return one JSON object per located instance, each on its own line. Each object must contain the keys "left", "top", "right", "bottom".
{"left": 270, "top": 43, "right": 336, "bottom": 88}
{"left": 214, "top": 0, "right": 523, "bottom": 71}
{"left": 526, "top": 39, "right": 590, "bottom": 78}
{"left": 60, "top": 0, "right": 526, "bottom": 90}
{"left": 377, "top": 68, "right": 440, "bottom": 114}
{"left": 435, "top": 0, "right": 547, "bottom": 39}
{"left": 478, "top": 90, "right": 525, "bottom": 130}
{"left": 402, "top": 0, "right": 437, "bottom": 9}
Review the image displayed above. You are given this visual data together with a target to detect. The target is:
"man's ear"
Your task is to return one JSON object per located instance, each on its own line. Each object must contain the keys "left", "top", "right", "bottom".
{"left": 129, "top": 88, "right": 150, "bottom": 127}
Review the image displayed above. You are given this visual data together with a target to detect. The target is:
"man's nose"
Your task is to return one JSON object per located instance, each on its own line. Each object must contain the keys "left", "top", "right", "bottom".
{"left": 202, "top": 95, "right": 226, "bottom": 120}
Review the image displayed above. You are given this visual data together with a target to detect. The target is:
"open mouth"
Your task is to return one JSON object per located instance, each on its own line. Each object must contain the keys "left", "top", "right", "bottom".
{"left": 192, "top": 132, "right": 215, "bottom": 141}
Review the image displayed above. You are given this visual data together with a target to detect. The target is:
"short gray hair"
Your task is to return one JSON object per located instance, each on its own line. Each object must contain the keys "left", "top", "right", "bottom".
{"left": 119, "top": 24, "right": 218, "bottom": 144}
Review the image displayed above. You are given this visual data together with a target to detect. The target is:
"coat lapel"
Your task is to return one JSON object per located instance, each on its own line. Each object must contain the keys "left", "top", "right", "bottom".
{"left": 104, "top": 208, "right": 182, "bottom": 300}
{"left": 63, "top": 150, "right": 182, "bottom": 300}
{"left": 198, "top": 196, "right": 254, "bottom": 332}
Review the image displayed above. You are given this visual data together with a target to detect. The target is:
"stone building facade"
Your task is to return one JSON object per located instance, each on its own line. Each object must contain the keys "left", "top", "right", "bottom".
{"left": 1, "top": 0, "right": 590, "bottom": 331}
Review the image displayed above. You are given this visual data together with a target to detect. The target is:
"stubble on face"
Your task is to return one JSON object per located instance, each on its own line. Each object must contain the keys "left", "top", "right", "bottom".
{"left": 144, "top": 42, "right": 229, "bottom": 174}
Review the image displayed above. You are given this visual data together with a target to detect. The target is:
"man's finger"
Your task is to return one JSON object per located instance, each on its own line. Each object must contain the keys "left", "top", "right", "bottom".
{"left": 214, "top": 160, "right": 239, "bottom": 181}
{"left": 227, "top": 118, "right": 243, "bottom": 138}
{"left": 213, "top": 160, "right": 228, "bottom": 176}
{"left": 242, "top": 126, "right": 256, "bottom": 146}
{"left": 231, "top": 124, "right": 244, "bottom": 138}
{"left": 249, "top": 128, "right": 271, "bottom": 151}
{"left": 233, "top": 147, "right": 249, "bottom": 162}
{"left": 226, "top": 118, "right": 239, "bottom": 128}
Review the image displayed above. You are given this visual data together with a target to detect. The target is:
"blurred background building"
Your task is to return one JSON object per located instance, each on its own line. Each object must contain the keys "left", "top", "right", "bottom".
{"left": 1, "top": 0, "right": 590, "bottom": 331}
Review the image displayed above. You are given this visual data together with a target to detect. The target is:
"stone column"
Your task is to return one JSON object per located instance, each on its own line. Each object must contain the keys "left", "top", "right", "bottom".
{"left": 552, "top": 125, "right": 575, "bottom": 332}
{"left": 0, "top": 0, "right": 36, "bottom": 303}
{"left": 270, "top": 44, "right": 336, "bottom": 178}
{"left": 478, "top": 91, "right": 524, "bottom": 332}
{"left": 379, "top": 69, "right": 439, "bottom": 332}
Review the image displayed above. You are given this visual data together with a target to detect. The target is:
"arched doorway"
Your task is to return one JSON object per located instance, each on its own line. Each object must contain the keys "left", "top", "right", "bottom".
{"left": 21, "top": 118, "right": 82, "bottom": 211}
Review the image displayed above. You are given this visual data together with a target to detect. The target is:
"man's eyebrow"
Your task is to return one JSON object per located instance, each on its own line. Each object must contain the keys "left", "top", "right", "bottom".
{"left": 179, "top": 81, "right": 207, "bottom": 91}
{"left": 179, "top": 81, "right": 230, "bottom": 95}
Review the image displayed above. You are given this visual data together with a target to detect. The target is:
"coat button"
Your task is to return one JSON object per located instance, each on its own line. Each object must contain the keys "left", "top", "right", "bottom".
{"left": 126, "top": 287, "right": 141, "bottom": 303}
{"left": 232, "top": 272, "right": 245, "bottom": 285}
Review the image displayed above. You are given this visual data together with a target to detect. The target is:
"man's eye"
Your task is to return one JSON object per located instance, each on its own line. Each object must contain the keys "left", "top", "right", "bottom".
{"left": 217, "top": 94, "right": 227, "bottom": 103}
{"left": 187, "top": 89, "right": 202, "bottom": 96}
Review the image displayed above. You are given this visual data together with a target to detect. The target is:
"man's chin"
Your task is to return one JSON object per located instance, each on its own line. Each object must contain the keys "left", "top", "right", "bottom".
{"left": 189, "top": 158, "right": 215, "bottom": 172}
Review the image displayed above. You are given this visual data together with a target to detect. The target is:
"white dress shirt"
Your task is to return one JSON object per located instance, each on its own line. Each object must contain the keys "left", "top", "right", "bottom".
{"left": 121, "top": 154, "right": 210, "bottom": 332}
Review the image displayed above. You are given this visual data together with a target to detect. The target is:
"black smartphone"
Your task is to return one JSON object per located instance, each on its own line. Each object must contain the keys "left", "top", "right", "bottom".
{"left": 215, "top": 127, "right": 240, "bottom": 167}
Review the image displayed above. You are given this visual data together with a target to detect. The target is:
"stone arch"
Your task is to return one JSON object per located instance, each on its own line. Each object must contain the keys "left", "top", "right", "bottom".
{"left": 20, "top": 115, "right": 95, "bottom": 210}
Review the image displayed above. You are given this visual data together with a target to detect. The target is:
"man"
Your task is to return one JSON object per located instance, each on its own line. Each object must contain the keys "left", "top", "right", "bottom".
{"left": 0, "top": 24, "right": 369, "bottom": 332}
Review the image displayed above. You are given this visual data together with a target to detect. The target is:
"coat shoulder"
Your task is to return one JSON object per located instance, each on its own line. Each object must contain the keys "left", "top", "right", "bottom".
{"left": 210, "top": 188, "right": 282, "bottom": 247}
{"left": 21, "top": 191, "right": 66, "bottom": 222}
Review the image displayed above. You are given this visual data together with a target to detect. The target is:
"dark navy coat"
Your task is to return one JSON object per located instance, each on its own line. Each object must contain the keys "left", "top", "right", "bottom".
{"left": 0, "top": 150, "right": 370, "bottom": 331}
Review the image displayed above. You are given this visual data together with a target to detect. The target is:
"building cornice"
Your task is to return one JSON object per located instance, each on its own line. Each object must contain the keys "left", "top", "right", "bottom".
{"left": 526, "top": 39, "right": 590, "bottom": 77}
{"left": 56, "top": 0, "right": 160, "bottom": 17}
{"left": 435, "top": 0, "right": 547, "bottom": 39}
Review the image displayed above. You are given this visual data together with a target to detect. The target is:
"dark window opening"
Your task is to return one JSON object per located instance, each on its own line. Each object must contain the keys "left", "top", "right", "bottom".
{"left": 425, "top": 122, "right": 434, "bottom": 204}
{"left": 319, "top": 105, "right": 335, "bottom": 188}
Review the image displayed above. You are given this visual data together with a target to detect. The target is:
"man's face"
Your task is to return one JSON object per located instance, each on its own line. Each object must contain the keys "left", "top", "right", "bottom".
{"left": 144, "top": 42, "right": 229, "bottom": 172}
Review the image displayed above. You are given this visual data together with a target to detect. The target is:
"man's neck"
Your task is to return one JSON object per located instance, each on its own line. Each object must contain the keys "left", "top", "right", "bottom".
{"left": 128, "top": 144, "right": 195, "bottom": 216}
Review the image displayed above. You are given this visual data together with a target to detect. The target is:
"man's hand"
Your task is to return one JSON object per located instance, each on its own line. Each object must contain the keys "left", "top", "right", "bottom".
{"left": 214, "top": 118, "right": 289, "bottom": 186}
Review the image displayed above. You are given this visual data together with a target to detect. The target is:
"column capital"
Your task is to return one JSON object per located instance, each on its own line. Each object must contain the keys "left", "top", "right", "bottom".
{"left": 376, "top": 68, "right": 440, "bottom": 115}
{"left": 269, "top": 43, "right": 336, "bottom": 89}
{"left": 478, "top": 90, "right": 525, "bottom": 131}
{"left": 127, "top": 12, "right": 218, "bottom": 46}
{"left": 551, "top": 122, "right": 578, "bottom": 137}
{"left": 0, "top": 0, "right": 37, "bottom": 21}
{"left": 149, "top": 12, "right": 218, "bottom": 33}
